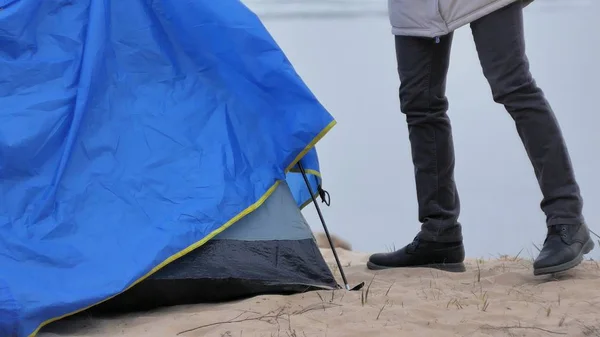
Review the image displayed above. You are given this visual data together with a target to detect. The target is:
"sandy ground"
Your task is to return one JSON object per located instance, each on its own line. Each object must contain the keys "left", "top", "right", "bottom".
{"left": 42, "top": 242, "right": 600, "bottom": 337}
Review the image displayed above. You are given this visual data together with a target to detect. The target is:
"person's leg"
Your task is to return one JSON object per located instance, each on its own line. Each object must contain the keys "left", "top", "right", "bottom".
{"left": 470, "top": 1, "right": 594, "bottom": 275}
{"left": 367, "top": 33, "right": 465, "bottom": 272}
{"left": 398, "top": 35, "right": 462, "bottom": 243}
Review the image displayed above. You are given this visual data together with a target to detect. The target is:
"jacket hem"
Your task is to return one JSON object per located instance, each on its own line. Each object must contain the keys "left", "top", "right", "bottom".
{"left": 390, "top": 26, "right": 449, "bottom": 38}
{"left": 389, "top": 0, "right": 534, "bottom": 37}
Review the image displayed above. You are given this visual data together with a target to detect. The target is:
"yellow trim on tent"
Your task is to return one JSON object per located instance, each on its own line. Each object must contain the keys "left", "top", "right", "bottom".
{"left": 290, "top": 162, "right": 324, "bottom": 210}
{"left": 302, "top": 169, "right": 321, "bottom": 178}
{"left": 297, "top": 171, "right": 324, "bottom": 210}
{"left": 299, "top": 191, "right": 318, "bottom": 210}
{"left": 289, "top": 167, "right": 322, "bottom": 176}
{"left": 28, "top": 119, "right": 336, "bottom": 337}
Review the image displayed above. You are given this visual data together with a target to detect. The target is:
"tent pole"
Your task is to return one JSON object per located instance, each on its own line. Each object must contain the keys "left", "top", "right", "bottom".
{"left": 297, "top": 162, "right": 351, "bottom": 291}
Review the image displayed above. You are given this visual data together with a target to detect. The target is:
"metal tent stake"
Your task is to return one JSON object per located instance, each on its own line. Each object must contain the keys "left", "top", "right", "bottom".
{"left": 297, "top": 162, "right": 363, "bottom": 291}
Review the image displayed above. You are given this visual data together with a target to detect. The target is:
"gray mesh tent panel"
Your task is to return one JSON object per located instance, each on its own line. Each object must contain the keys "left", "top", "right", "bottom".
{"left": 91, "top": 181, "right": 339, "bottom": 313}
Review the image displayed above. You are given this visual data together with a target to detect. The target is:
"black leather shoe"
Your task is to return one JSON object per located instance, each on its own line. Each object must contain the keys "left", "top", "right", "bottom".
{"left": 367, "top": 236, "right": 466, "bottom": 272}
{"left": 533, "top": 223, "right": 595, "bottom": 276}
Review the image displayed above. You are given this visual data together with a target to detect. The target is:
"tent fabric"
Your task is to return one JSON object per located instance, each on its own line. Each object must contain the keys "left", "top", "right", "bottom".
{"left": 287, "top": 147, "right": 325, "bottom": 209}
{"left": 88, "top": 181, "right": 338, "bottom": 314}
{"left": 0, "top": 1, "right": 335, "bottom": 336}
{"left": 212, "top": 180, "right": 322, "bottom": 241}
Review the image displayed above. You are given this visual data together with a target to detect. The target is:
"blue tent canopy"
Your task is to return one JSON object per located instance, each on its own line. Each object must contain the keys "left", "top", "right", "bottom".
{"left": 0, "top": 1, "right": 335, "bottom": 336}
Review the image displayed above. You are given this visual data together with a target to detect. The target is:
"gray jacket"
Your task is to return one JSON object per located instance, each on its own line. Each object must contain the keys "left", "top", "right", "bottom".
{"left": 388, "top": 0, "right": 534, "bottom": 38}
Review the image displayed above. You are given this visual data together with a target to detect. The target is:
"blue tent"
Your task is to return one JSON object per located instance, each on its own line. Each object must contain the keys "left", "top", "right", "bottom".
{"left": 0, "top": 1, "right": 336, "bottom": 336}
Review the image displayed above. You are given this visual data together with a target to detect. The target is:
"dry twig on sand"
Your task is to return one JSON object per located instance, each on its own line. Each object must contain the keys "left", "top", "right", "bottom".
{"left": 480, "top": 324, "right": 567, "bottom": 335}
{"left": 177, "top": 302, "right": 341, "bottom": 335}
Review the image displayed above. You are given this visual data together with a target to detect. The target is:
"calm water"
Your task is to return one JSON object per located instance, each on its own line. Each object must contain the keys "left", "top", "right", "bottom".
{"left": 244, "top": 0, "right": 600, "bottom": 259}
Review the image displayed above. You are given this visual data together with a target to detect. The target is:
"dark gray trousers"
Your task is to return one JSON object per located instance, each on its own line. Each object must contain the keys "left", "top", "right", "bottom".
{"left": 395, "top": 1, "right": 584, "bottom": 242}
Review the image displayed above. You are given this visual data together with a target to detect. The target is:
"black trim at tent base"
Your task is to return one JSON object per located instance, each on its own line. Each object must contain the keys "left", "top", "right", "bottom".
{"left": 88, "top": 238, "right": 339, "bottom": 314}
{"left": 92, "top": 281, "right": 329, "bottom": 314}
